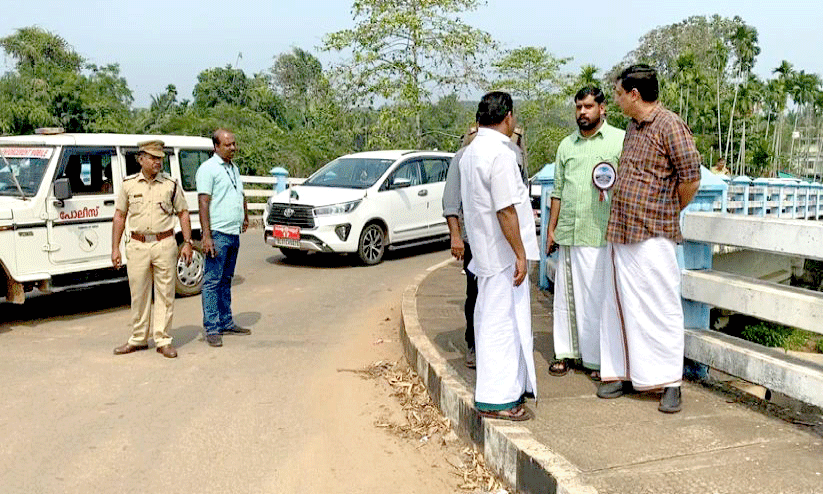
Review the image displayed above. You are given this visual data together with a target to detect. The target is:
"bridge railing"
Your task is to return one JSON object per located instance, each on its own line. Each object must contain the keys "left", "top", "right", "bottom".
{"left": 241, "top": 176, "right": 304, "bottom": 213}
{"left": 536, "top": 167, "right": 823, "bottom": 408}
{"left": 721, "top": 176, "right": 823, "bottom": 219}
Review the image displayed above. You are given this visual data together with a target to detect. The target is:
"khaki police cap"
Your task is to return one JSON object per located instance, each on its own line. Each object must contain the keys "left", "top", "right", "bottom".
{"left": 137, "top": 140, "right": 165, "bottom": 158}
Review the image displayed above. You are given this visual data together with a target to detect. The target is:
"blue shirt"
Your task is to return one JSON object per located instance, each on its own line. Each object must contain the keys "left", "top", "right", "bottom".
{"left": 196, "top": 154, "right": 245, "bottom": 235}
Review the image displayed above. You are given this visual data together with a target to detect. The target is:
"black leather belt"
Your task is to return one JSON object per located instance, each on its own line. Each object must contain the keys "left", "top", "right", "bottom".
{"left": 131, "top": 229, "right": 174, "bottom": 242}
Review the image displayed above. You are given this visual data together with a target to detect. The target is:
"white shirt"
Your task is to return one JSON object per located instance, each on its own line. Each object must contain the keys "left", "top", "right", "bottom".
{"left": 459, "top": 127, "right": 539, "bottom": 277}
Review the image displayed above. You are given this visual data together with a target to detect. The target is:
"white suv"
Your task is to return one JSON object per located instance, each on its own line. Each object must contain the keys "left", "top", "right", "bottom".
{"left": 263, "top": 150, "right": 453, "bottom": 264}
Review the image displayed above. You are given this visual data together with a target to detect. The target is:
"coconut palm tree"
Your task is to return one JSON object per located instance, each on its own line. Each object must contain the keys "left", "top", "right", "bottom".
{"left": 724, "top": 24, "right": 760, "bottom": 162}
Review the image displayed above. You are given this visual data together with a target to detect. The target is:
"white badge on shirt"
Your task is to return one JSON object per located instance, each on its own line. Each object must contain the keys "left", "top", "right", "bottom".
{"left": 592, "top": 161, "right": 616, "bottom": 202}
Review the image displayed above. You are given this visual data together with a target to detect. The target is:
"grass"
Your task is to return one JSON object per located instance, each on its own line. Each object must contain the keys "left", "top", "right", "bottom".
{"left": 739, "top": 320, "right": 823, "bottom": 353}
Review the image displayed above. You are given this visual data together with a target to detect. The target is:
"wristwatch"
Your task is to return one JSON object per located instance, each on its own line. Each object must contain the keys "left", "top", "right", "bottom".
{"left": 183, "top": 239, "right": 193, "bottom": 245}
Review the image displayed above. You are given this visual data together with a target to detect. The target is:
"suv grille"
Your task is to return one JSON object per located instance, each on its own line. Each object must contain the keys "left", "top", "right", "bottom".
{"left": 267, "top": 203, "right": 315, "bottom": 228}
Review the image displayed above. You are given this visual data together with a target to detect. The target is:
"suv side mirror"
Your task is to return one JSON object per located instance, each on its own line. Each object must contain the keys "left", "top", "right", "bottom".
{"left": 391, "top": 177, "right": 412, "bottom": 189}
{"left": 53, "top": 178, "right": 72, "bottom": 204}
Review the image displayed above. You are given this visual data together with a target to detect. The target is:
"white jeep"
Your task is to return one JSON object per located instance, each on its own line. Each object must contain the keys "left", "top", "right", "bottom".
{"left": 0, "top": 130, "right": 212, "bottom": 303}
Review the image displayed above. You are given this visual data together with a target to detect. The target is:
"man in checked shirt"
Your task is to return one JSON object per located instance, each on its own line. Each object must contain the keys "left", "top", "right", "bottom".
{"left": 596, "top": 65, "right": 702, "bottom": 414}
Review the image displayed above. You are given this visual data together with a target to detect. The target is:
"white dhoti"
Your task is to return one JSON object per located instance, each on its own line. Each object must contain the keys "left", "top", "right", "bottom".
{"left": 600, "top": 238, "right": 684, "bottom": 390}
{"left": 553, "top": 245, "right": 608, "bottom": 370}
{"left": 474, "top": 264, "right": 537, "bottom": 410}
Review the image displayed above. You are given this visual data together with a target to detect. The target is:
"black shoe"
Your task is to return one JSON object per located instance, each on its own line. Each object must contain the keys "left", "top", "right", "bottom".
{"left": 658, "top": 386, "right": 682, "bottom": 413}
{"left": 597, "top": 380, "right": 631, "bottom": 399}
{"left": 205, "top": 334, "right": 223, "bottom": 347}
{"left": 221, "top": 326, "right": 251, "bottom": 336}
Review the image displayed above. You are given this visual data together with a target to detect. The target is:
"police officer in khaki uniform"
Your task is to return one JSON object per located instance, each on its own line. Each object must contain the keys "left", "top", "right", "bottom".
{"left": 112, "top": 140, "right": 193, "bottom": 358}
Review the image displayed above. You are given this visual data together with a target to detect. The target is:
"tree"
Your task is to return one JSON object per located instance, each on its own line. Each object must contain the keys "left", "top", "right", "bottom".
{"left": 724, "top": 23, "right": 761, "bottom": 165}
{"left": 619, "top": 15, "right": 772, "bottom": 172}
{"left": 0, "top": 26, "right": 82, "bottom": 73}
{"left": 569, "top": 65, "right": 600, "bottom": 92}
{"left": 271, "top": 47, "right": 324, "bottom": 100}
{"left": 0, "top": 26, "right": 133, "bottom": 134}
{"left": 270, "top": 48, "right": 332, "bottom": 128}
{"left": 493, "top": 46, "right": 569, "bottom": 100}
{"left": 323, "top": 0, "right": 496, "bottom": 144}
{"left": 193, "top": 65, "right": 250, "bottom": 108}
{"left": 623, "top": 15, "right": 748, "bottom": 80}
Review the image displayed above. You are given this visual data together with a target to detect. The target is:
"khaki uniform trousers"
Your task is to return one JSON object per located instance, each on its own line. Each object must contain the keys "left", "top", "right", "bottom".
{"left": 125, "top": 235, "right": 177, "bottom": 348}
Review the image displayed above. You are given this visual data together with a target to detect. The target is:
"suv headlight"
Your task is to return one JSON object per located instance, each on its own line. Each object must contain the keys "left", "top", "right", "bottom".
{"left": 313, "top": 200, "right": 361, "bottom": 217}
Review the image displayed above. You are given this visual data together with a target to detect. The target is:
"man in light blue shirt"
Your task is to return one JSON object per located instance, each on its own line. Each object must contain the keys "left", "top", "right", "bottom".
{"left": 196, "top": 128, "right": 251, "bottom": 347}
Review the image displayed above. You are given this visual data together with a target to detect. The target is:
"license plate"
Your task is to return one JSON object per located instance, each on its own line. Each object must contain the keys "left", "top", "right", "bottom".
{"left": 273, "top": 225, "right": 300, "bottom": 248}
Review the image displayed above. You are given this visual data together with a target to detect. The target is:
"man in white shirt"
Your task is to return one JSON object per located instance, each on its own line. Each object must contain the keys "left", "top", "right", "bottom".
{"left": 459, "top": 91, "right": 540, "bottom": 421}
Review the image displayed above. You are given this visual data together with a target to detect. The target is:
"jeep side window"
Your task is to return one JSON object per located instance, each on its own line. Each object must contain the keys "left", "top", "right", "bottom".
{"left": 123, "top": 148, "right": 172, "bottom": 177}
{"left": 56, "top": 147, "right": 116, "bottom": 195}
{"left": 179, "top": 149, "right": 213, "bottom": 191}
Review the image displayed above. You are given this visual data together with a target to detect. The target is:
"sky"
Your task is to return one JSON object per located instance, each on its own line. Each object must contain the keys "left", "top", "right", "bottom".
{"left": 0, "top": 0, "right": 821, "bottom": 108}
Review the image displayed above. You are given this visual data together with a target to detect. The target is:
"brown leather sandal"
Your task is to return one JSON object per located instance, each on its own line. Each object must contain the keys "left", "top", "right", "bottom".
{"left": 549, "top": 359, "right": 571, "bottom": 376}
{"left": 478, "top": 405, "right": 532, "bottom": 422}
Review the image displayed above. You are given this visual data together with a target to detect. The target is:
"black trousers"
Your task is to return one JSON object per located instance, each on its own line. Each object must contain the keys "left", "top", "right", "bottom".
{"left": 463, "top": 242, "right": 478, "bottom": 351}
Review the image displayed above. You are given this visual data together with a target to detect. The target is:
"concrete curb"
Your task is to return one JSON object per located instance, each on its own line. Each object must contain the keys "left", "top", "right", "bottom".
{"left": 400, "top": 260, "right": 598, "bottom": 494}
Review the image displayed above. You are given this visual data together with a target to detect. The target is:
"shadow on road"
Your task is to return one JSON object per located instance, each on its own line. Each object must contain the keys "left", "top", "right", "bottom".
{"left": 0, "top": 282, "right": 131, "bottom": 327}
{"left": 264, "top": 240, "right": 449, "bottom": 269}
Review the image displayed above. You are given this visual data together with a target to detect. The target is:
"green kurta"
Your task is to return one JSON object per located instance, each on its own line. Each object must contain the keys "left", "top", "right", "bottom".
{"left": 551, "top": 122, "right": 625, "bottom": 247}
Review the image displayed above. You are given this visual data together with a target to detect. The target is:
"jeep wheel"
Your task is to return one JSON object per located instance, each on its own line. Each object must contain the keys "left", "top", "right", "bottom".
{"left": 358, "top": 223, "right": 385, "bottom": 265}
{"left": 176, "top": 240, "right": 204, "bottom": 297}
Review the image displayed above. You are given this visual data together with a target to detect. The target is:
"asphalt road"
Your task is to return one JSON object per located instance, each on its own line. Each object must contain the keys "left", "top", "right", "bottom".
{"left": 0, "top": 231, "right": 459, "bottom": 494}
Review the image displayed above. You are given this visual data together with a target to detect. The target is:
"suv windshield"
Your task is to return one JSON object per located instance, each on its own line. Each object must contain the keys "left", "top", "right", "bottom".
{"left": 304, "top": 157, "right": 394, "bottom": 189}
{"left": 0, "top": 147, "right": 54, "bottom": 197}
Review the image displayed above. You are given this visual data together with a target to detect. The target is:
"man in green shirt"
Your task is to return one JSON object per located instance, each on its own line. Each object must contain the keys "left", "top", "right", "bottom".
{"left": 547, "top": 87, "right": 624, "bottom": 379}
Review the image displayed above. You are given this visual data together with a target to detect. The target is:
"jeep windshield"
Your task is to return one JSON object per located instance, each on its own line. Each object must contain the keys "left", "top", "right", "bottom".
{"left": 303, "top": 157, "right": 394, "bottom": 189}
{"left": 0, "top": 147, "right": 54, "bottom": 197}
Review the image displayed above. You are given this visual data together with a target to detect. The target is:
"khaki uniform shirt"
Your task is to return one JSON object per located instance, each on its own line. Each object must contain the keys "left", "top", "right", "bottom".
{"left": 115, "top": 172, "right": 188, "bottom": 234}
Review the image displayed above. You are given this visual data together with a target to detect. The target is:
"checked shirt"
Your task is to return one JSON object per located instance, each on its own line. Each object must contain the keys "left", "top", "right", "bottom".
{"left": 606, "top": 105, "right": 701, "bottom": 244}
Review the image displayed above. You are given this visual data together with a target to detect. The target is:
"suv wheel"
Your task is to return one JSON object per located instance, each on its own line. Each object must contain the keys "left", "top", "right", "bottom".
{"left": 358, "top": 223, "right": 385, "bottom": 265}
{"left": 176, "top": 240, "right": 204, "bottom": 296}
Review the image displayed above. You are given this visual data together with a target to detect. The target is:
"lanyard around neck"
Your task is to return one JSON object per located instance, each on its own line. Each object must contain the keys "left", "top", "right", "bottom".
{"left": 223, "top": 162, "right": 237, "bottom": 190}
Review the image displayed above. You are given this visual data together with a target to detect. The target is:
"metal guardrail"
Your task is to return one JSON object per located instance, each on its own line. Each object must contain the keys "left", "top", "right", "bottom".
{"left": 720, "top": 176, "right": 823, "bottom": 219}
{"left": 241, "top": 176, "right": 305, "bottom": 212}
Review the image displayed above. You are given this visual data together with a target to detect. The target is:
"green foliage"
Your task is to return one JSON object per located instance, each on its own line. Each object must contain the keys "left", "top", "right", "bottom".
{"left": 271, "top": 47, "right": 323, "bottom": 100}
{"left": 323, "top": 0, "right": 496, "bottom": 141}
{"left": 2, "top": 15, "right": 820, "bottom": 184}
{"left": 0, "top": 27, "right": 133, "bottom": 134}
{"left": 0, "top": 26, "right": 83, "bottom": 73}
{"left": 493, "top": 47, "right": 569, "bottom": 100}
{"left": 739, "top": 322, "right": 822, "bottom": 353}
{"left": 193, "top": 65, "right": 250, "bottom": 108}
{"left": 740, "top": 321, "right": 794, "bottom": 348}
